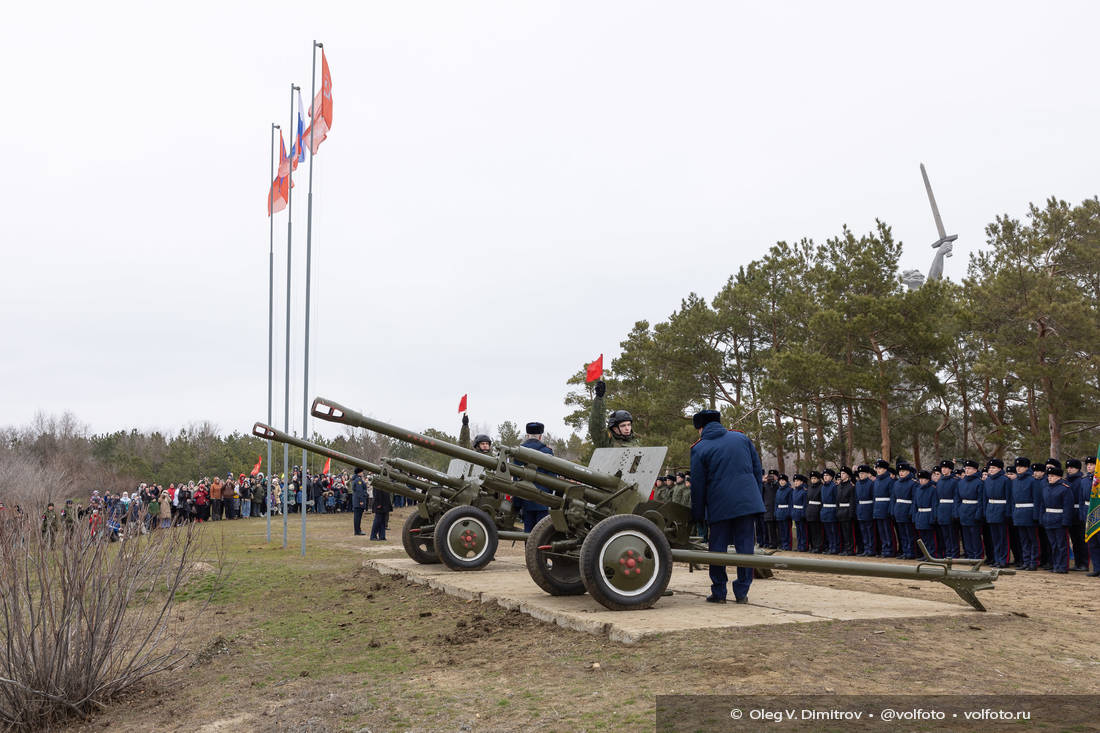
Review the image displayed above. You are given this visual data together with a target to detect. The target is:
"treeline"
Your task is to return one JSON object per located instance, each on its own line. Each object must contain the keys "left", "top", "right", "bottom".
{"left": 564, "top": 196, "right": 1100, "bottom": 471}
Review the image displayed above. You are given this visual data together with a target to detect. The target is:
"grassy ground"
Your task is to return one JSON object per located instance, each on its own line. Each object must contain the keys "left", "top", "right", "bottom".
{"left": 62, "top": 510, "right": 1100, "bottom": 733}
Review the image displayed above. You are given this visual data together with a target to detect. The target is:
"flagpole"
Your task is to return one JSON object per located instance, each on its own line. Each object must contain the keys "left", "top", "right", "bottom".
{"left": 283, "top": 83, "right": 298, "bottom": 550}
{"left": 267, "top": 121, "right": 279, "bottom": 544}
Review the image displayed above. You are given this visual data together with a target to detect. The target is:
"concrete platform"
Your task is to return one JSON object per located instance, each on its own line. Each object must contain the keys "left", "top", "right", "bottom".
{"left": 364, "top": 556, "right": 975, "bottom": 643}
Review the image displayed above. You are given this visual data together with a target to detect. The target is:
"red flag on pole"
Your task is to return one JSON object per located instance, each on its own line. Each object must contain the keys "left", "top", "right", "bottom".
{"left": 323, "top": 457, "right": 331, "bottom": 475}
{"left": 458, "top": 394, "right": 468, "bottom": 413}
{"left": 585, "top": 354, "right": 604, "bottom": 383}
{"left": 250, "top": 455, "right": 262, "bottom": 476}
{"left": 303, "top": 49, "right": 333, "bottom": 155}
{"left": 267, "top": 174, "right": 288, "bottom": 215}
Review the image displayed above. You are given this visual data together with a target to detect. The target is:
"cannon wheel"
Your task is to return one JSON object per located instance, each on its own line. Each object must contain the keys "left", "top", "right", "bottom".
{"left": 433, "top": 505, "right": 498, "bottom": 571}
{"left": 524, "top": 516, "right": 586, "bottom": 596}
{"left": 402, "top": 513, "right": 440, "bottom": 565}
{"left": 579, "top": 514, "right": 672, "bottom": 611}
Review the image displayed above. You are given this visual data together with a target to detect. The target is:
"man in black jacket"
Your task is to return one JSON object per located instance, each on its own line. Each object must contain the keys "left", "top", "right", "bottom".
{"left": 370, "top": 482, "right": 392, "bottom": 541}
{"left": 350, "top": 468, "right": 369, "bottom": 535}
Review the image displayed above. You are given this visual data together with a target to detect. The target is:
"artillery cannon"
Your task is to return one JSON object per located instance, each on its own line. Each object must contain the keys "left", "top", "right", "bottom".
{"left": 310, "top": 397, "right": 1012, "bottom": 612}
{"left": 251, "top": 423, "right": 526, "bottom": 570}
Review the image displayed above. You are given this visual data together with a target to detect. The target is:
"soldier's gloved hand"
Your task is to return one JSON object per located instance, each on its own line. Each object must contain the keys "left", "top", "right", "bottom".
{"left": 462, "top": 414, "right": 469, "bottom": 426}
{"left": 594, "top": 380, "right": 606, "bottom": 398}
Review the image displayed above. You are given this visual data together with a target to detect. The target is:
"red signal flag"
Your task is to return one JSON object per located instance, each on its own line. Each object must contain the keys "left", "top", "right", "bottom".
{"left": 585, "top": 355, "right": 603, "bottom": 383}
{"left": 250, "top": 455, "right": 262, "bottom": 476}
{"left": 458, "top": 394, "right": 468, "bottom": 413}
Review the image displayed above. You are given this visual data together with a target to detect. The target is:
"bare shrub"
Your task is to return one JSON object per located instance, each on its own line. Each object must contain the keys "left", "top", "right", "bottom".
{"left": 0, "top": 507, "right": 220, "bottom": 730}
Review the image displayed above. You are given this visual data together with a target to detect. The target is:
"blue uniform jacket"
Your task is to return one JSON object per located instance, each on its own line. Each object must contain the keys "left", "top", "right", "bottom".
{"left": 854, "top": 478, "right": 875, "bottom": 521}
{"left": 890, "top": 475, "right": 916, "bottom": 522}
{"left": 956, "top": 474, "right": 984, "bottom": 526}
{"left": 934, "top": 475, "right": 957, "bottom": 524}
{"left": 1010, "top": 475, "right": 1040, "bottom": 526}
{"left": 689, "top": 423, "right": 765, "bottom": 523}
{"left": 913, "top": 482, "right": 937, "bottom": 530}
{"left": 514, "top": 438, "right": 555, "bottom": 513}
{"left": 1040, "top": 479, "right": 1074, "bottom": 528}
{"left": 983, "top": 472, "right": 1011, "bottom": 523}
{"left": 820, "top": 480, "right": 838, "bottom": 522}
{"left": 790, "top": 486, "right": 807, "bottom": 521}
{"left": 1068, "top": 472, "right": 1089, "bottom": 522}
{"left": 872, "top": 474, "right": 893, "bottom": 519}
{"left": 1083, "top": 472, "right": 1097, "bottom": 522}
{"left": 774, "top": 485, "right": 792, "bottom": 522}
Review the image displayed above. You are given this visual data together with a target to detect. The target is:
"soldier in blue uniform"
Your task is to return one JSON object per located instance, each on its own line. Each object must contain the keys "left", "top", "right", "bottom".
{"left": 855, "top": 465, "right": 875, "bottom": 556}
{"left": 1066, "top": 459, "right": 1089, "bottom": 571}
{"left": 957, "top": 459, "right": 985, "bottom": 560}
{"left": 983, "top": 458, "right": 1012, "bottom": 568}
{"left": 516, "top": 422, "right": 555, "bottom": 532}
{"left": 689, "top": 410, "right": 765, "bottom": 604}
{"left": 935, "top": 460, "right": 959, "bottom": 558}
{"left": 1029, "top": 462, "right": 1051, "bottom": 568}
{"left": 836, "top": 467, "right": 856, "bottom": 555}
{"left": 774, "top": 474, "right": 792, "bottom": 550}
{"left": 1041, "top": 464, "right": 1075, "bottom": 573}
{"left": 1010, "top": 456, "right": 1040, "bottom": 570}
{"left": 890, "top": 461, "right": 917, "bottom": 559}
{"left": 790, "top": 475, "right": 808, "bottom": 552}
{"left": 1004, "top": 462, "right": 1023, "bottom": 565}
{"left": 820, "top": 468, "right": 840, "bottom": 554}
{"left": 872, "top": 460, "right": 895, "bottom": 557}
{"left": 913, "top": 470, "right": 938, "bottom": 555}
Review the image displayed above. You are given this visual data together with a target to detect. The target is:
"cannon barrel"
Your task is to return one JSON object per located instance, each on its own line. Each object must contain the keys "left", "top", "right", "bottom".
{"left": 504, "top": 445, "right": 621, "bottom": 492}
{"left": 312, "top": 398, "right": 498, "bottom": 470}
{"left": 383, "top": 457, "right": 465, "bottom": 490}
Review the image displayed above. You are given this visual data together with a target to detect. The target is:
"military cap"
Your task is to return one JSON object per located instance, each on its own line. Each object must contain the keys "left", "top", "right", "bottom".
{"left": 1087, "top": 456, "right": 1096, "bottom": 465}
{"left": 1067, "top": 458, "right": 1082, "bottom": 469}
{"left": 1006, "top": 465, "right": 1017, "bottom": 475}
{"left": 940, "top": 460, "right": 955, "bottom": 470}
{"left": 874, "top": 459, "right": 890, "bottom": 469}
{"left": 1030, "top": 462, "right": 1045, "bottom": 472}
{"left": 988, "top": 458, "right": 1004, "bottom": 469}
{"left": 809, "top": 470, "right": 822, "bottom": 479}
{"left": 896, "top": 461, "right": 912, "bottom": 471}
{"left": 839, "top": 466, "right": 853, "bottom": 477}
{"left": 692, "top": 409, "right": 722, "bottom": 429}
{"left": 1015, "top": 456, "right": 1031, "bottom": 469}
{"left": 823, "top": 467, "right": 837, "bottom": 478}
{"left": 792, "top": 473, "right": 808, "bottom": 483}
{"left": 779, "top": 473, "right": 789, "bottom": 482}
{"left": 1048, "top": 465, "right": 1064, "bottom": 477}
{"left": 353, "top": 466, "right": 364, "bottom": 474}
{"left": 525, "top": 422, "right": 545, "bottom": 434}
{"left": 917, "top": 470, "right": 932, "bottom": 480}
{"left": 963, "top": 459, "right": 979, "bottom": 469}
{"left": 1046, "top": 457, "right": 1061, "bottom": 469}
{"left": 856, "top": 464, "right": 871, "bottom": 474}
{"left": 767, "top": 469, "right": 779, "bottom": 477}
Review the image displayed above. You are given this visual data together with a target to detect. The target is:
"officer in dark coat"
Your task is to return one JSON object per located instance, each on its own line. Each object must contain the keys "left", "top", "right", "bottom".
{"left": 762, "top": 470, "right": 780, "bottom": 549}
{"left": 983, "top": 459, "right": 1012, "bottom": 567}
{"left": 1010, "top": 457, "right": 1040, "bottom": 570}
{"left": 805, "top": 471, "right": 824, "bottom": 553}
{"left": 854, "top": 465, "right": 875, "bottom": 556}
{"left": 369, "top": 481, "right": 392, "bottom": 541}
{"left": 819, "top": 468, "right": 840, "bottom": 554}
{"left": 1085, "top": 456, "right": 1099, "bottom": 576}
{"left": 774, "top": 475, "right": 792, "bottom": 550}
{"left": 957, "top": 459, "right": 985, "bottom": 560}
{"left": 891, "top": 461, "right": 917, "bottom": 559}
{"left": 1041, "top": 465, "right": 1075, "bottom": 573}
{"left": 689, "top": 410, "right": 765, "bottom": 604}
{"left": 913, "top": 470, "right": 938, "bottom": 555}
{"left": 872, "top": 460, "right": 895, "bottom": 557}
{"left": 935, "top": 460, "right": 960, "bottom": 558}
{"left": 516, "top": 422, "right": 555, "bottom": 532}
{"left": 1066, "top": 459, "right": 1089, "bottom": 570}
{"left": 350, "top": 467, "right": 369, "bottom": 536}
{"left": 790, "top": 475, "right": 808, "bottom": 552}
{"left": 1030, "top": 462, "right": 1051, "bottom": 568}
{"left": 835, "top": 467, "right": 857, "bottom": 555}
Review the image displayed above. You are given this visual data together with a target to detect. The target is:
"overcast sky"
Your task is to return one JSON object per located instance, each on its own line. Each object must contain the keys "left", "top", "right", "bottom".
{"left": 4, "top": 1, "right": 1098, "bottom": 446}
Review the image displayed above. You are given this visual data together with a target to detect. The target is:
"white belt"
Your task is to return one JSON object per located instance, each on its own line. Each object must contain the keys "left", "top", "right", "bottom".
{"left": 896, "top": 498, "right": 912, "bottom": 504}
{"left": 939, "top": 499, "right": 954, "bottom": 504}
{"left": 777, "top": 504, "right": 789, "bottom": 509}
{"left": 1016, "top": 503, "right": 1034, "bottom": 508}
{"left": 793, "top": 505, "right": 804, "bottom": 509}
{"left": 809, "top": 501, "right": 822, "bottom": 505}
{"left": 988, "top": 499, "right": 1006, "bottom": 504}
{"left": 1045, "top": 508, "right": 1062, "bottom": 513}
{"left": 839, "top": 503, "right": 850, "bottom": 507}
{"left": 858, "top": 500, "right": 873, "bottom": 505}
{"left": 823, "top": 503, "right": 837, "bottom": 508}
{"left": 918, "top": 508, "right": 932, "bottom": 512}
{"left": 962, "top": 499, "right": 978, "bottom": 504}
{"left": 875, "top": 497, "right": 890, "bottom": 502}
{"left": 1074, "top": 504, "right": 1081, "bottom": 509}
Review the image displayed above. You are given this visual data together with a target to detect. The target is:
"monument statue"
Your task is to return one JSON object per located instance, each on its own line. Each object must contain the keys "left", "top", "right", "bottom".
{"left": 903, "top": 164, "right": 958, "bottom": 290}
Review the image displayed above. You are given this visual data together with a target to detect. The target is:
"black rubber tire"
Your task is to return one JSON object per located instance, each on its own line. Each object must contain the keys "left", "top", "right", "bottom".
{"left": 402, "top": 513, "right": 440, "bottom": 565}
{"left": 524, "top": 515, "right": 586, "bottom": 596}
{"left": 579, "top": 514, "right": 672, "bottom": 611}
{"left": 433, "top": 505, "right": 498, "bottom": 571}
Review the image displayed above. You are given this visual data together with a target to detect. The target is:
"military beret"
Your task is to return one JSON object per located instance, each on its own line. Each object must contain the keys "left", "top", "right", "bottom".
{"left": 823, "top": 468, "right": 836, "bottom": 478}
{"left": 1067, "top": 458, "right": 1082, "bottom": 469}
{"left": 809, "top": 470, "right": 822, "bottom": 479}
{"left": 988, "top": 458, "right": 1004, "bottom": 469}
{"left": 1030, "top": 462, "right": 1045, "bottom": 472}
{"left": 1048, "top": 465, "right": 1064, "bottom": 477}
{"left": 692, "top": 410, "right": 722, "bottom": 429}
{"left": 792, "top": 474, "right": 807, "bottom": 483}
{"left": 874, "top": 459, "right": 890, "bottom": 469}
{"left": 525, "top": 422, "right": 545, "bottom": 434}
{"left": 917, "top": 470, "right": 931, "bottom": 480}
{"left": 940, "top": 460, "right": 955, "bottom": 470}
{"left": 963, "top": 459, "right": 979, "bottom": 469}
{"left": 767, "top": 469, "right": 779, "bottom": 477}
{"left": 1045, "top": 457, "right": 1061, "bottom": 469}
{"left": 1015, "top": 457, "right": 1031, "bottom": 468}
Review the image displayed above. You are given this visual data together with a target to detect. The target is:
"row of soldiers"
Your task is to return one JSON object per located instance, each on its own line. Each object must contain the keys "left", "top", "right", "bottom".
{"left": 757, "top": 456, "right": 1098, "bottom": 574}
